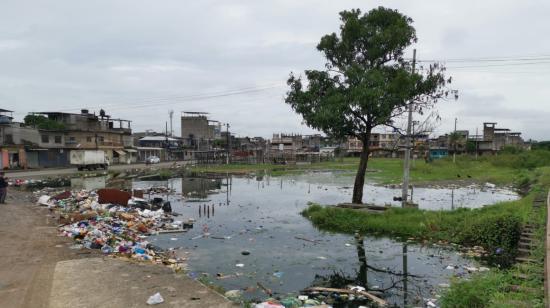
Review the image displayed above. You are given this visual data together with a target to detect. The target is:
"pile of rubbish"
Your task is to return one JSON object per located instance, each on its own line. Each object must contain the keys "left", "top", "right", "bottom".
{"left": 13, "top": 177, "right": 72, "bottom": 189}
{"left": 35, "top": 188, "right": 193, "bottom": 271}
{"left": 223, "top": 285, "right": 387, "bottom": 308}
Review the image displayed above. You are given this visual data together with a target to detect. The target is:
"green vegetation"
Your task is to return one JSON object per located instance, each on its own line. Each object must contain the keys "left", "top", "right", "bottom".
{"left": 284, "top": 7, "right": 452, "bottom": 204}
{"left": 300, "top": 160, "right": 550, "bottom": 307}
{"left": 440, "top": 188, "right": 547, "bottom": 307}
{"left": 302, "top": 196, "right": 528, "bottom": 267}
{"left": 23, "top": 114, "right": 66, "bottom": 130}
{"left": 531, "top": 141, "right": 550, "bottom": 151}
{"left": 190, "top": 159, "right": 359, "bottom": 175}
{"left": 191, "top": 154, "right": 537, "bottom": 187}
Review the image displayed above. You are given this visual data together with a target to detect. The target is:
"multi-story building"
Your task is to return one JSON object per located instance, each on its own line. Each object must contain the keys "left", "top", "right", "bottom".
{"left": 181, "top": 112, "right": 219, "bottom": 150}
{"left": 137, "top": 135, "right": 183, "bottom": 161}
{"left": 478, "top": 122, "right": 525, "bottom": 153}
{"left": 24, "top": 109, "right": 134, "bottom": 166}
{"left": 0, "top": 109, "right": 35, "bottom": 168}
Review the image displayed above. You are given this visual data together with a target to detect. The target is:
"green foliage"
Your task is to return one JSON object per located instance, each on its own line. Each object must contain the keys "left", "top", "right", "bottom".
{"left": 466, "top": 140, "right": 477, "bottom": 153}
{"left": 24, "top": 114, "right": 65, "bottom": 130}
{"left": 440, "top": 271, "right": 513, "bottom": 308}
{"left": 499, "top": 145, "right": 524, "bottom": 155}
{"left": 302, "top": 197, "right": 529, "bottom": 268}
{"left": 284, "top": 7, "right": 453, "bottom": 204}
{"left": 456, "top": 214, "right": 521, "bottom": 267}
{"left": 285, "top": 7, "right": 451, "bottom": 141}
{"left": 531, "top": 140, "right": 550, "bottom": 151}
{"left": 483, "top": 150, "right": 550, "bottom": 170}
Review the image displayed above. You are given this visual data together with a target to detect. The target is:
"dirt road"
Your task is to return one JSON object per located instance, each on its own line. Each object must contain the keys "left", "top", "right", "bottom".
{"left": 0, "top": 189, "right": 233, "bottom": 308}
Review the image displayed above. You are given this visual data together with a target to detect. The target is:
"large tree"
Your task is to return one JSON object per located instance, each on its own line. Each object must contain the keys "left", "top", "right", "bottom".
{"left": 285, "top": 7, "right": 454, "bottom": 204}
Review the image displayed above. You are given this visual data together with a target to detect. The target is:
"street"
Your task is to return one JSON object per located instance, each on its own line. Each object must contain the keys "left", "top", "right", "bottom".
{"left": 5, "top": 161, "right": 190, "bottom": 179}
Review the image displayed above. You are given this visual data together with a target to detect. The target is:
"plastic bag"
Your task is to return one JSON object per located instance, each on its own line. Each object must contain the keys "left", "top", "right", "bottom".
{"left": 146, "top": 292, "right": 164, "bottom": 305}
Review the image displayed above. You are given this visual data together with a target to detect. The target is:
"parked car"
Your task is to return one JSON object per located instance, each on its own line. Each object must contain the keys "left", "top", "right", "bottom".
{"left": 145, "top": 156, "right": 160, "bottom": 164}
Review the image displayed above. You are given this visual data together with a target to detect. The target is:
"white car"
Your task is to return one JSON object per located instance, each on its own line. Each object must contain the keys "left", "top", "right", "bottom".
{"left": 145, "top": 156, "right": 160, "bottom": 164}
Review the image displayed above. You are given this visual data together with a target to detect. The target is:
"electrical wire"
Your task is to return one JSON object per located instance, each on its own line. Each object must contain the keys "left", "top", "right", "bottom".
{"left": 52, "top": 83, "right": 284, "bottom": 113}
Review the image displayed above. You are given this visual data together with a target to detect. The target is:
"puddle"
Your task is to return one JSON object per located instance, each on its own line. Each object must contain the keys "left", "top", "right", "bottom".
{"left": 126, "top": 172, "right": 517, "bottom": 306}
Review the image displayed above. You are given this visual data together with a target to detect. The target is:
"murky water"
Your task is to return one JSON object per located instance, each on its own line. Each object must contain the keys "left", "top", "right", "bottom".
{"left": 122, "top": 172, "right": 518, "bottom": 306}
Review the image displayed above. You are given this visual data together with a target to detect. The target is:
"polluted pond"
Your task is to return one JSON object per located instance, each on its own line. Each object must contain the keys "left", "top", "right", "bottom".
{"left": 23, "top": 171, "right": 518, "bottom": 307}
{"left": 129, "top": 171, "right": 518, "bottom": 307}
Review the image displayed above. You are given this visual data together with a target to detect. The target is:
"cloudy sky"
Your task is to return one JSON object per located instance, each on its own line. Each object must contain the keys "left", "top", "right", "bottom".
{"left": 1, "top": 0, "right": 549, "bottom": 140}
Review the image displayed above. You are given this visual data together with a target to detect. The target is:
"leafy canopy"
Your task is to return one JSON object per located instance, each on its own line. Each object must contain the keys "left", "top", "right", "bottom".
{"left": 285, "top": 7, "right": 453, "bottom": 141}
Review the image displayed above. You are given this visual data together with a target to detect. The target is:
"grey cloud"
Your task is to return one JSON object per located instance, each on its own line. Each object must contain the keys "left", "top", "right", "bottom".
{"left": 1, "top": 0, "right": 549, "bottom": 139}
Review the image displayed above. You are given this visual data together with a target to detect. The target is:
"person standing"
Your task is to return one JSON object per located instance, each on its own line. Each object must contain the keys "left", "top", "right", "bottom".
{"left": 0, "top": 172, "right": 8, "bottom": 204}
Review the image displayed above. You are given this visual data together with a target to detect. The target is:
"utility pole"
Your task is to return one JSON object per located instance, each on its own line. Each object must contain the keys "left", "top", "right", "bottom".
{"left": 475, "top": 127, "right": 479, "bottom": 160}
{"left": 453, "top": 117, "right": 457, "bottom": 163}
{"left": 401, "top": 49, "right": 416, "bottom": 207}
{"left": 168, "top": 110, "right": 174, "bottom": 136}
{"left": 165, "top": 121, "right": 169, "bottom": 161}
{"left": 226, "top": 123, "right": 230, "bottom": 164}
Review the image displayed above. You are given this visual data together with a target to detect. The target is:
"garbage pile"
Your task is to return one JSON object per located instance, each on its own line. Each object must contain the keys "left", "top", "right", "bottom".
{"left": 222, "top": 285, "right": 386, "bottom": 308}
{"left": 248, "top": 291, "right": 379, "bottom": 308}
{"left": 36, "top": 188, "right": 191, "bottom": 271}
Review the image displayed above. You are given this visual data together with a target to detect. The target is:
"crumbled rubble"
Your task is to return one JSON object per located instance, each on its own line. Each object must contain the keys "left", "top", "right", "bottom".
{"left": 35, "top": 188, "right": 192, "bottom": 271}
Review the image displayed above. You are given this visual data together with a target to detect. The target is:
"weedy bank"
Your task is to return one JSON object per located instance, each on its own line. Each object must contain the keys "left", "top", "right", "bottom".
{"left": 301, "top": 151, "right": 550, "bottom": 307}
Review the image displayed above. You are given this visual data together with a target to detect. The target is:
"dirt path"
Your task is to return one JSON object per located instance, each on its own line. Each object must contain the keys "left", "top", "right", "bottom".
{"left": 0, "top": 189, "right": 233, "bottom": 308}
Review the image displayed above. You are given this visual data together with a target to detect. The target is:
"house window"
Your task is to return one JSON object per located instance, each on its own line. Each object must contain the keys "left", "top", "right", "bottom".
{"left": 54, "top": 136, "right": 62, "bottom": 144}
{"left": 41, "top": 135, "right": 49, "bottom": 143}
{"left": 4, "top": 134, "right": 13, "bottom": 144}
{"left": 86, "top": 136, "right": 92, "bottom": 142}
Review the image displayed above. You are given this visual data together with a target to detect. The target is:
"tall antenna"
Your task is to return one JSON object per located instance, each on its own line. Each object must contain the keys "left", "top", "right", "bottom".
{"left": 169, "top": 110, "right": 174, "bottom": 136}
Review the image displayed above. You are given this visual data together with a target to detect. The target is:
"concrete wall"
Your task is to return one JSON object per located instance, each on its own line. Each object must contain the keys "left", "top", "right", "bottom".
{"left": 181, "top": 116, "right": 210, "bottom": 140}
{"left": 1, "top": 124, "right": 40, "bottom": 145}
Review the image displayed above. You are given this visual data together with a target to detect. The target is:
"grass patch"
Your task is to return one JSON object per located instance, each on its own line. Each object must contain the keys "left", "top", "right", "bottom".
{"left": 302, "top": 166, "right": 550, "bottom": 307}
{"left": 190, "top": 154, "right": 536, "bottom": 187}
{"left": 439, "top": 181, "right": 548, "bottom": 308}
{"left": 302, "top": 197, "right": 528, "bottom": 267}
{"left": 189, "top": 159, "right": 359, "bottom": 176}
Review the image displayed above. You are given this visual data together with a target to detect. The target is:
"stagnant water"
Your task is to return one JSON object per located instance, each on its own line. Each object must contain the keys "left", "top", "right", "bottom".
{"left": 123, "top": 172, "right": 518, "bottom": 306}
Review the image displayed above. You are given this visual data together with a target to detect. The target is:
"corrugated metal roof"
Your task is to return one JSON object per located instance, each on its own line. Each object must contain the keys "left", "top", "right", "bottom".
{"left": 139, "top": 136, "right": 178, "bottom": 142}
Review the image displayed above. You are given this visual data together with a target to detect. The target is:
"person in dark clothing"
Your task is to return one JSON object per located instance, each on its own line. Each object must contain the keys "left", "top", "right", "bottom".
{"left": 0, "top": 172, "right": 8, "bottom": 204}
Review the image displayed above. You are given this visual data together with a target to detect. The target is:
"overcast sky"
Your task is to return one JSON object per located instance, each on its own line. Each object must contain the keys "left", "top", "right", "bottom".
{"left": 1, "top": 1, "right": 549, "bottom": 140}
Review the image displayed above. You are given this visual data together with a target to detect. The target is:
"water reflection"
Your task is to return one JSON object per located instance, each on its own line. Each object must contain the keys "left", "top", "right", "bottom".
{"left": 356, "top": 234, "right": 368, "bottom": 288}
{"left": 182, "top": 177, "right": 222, "bottom": 200}
{"left": 129, "top": 173, "right": 516, "bottom": 305}
{"left": 71, "top": 176, "right": 106, "bottom": 190}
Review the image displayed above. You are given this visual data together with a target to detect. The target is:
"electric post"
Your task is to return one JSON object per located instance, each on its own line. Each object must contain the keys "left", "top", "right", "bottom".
{"left": 226, "top": 123, "right": 230, "bottom": 164}
{"left": 401, "top": 49, "right": 416, "bottom": 207}
{"left": 453, "top": 117, "right": 457, "bottom": 163}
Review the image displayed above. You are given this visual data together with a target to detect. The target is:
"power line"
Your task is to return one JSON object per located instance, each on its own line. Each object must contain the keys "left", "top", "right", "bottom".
{"left": 53, "top": 83, "right": 284, "bottom": 113}
{"left": 447, "top": 60, "right": 550, "bottom": 69}
{"left": 410, "top": 52, "right": 550, "bottom": 63}
{"left": 417, "top": 55, "right": 550, "bottom": 63}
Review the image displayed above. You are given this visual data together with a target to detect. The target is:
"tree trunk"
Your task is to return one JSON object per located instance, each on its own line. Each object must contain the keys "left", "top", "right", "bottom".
{"left": 352, "top": 134, "right": 370, "bottom": 204}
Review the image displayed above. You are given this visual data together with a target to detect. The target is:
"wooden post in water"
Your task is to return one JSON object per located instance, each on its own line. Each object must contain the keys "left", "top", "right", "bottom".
{"left": 451, "top": 188, "right": 455, "bottom": 210}
{"left": 403, "top": 243, "right": 408, "bottom": 307}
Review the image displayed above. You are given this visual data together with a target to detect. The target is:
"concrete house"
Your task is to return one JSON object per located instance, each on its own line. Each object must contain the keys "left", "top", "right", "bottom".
{"left": 26, "top": 109, "right": 134, "bottom": 167}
